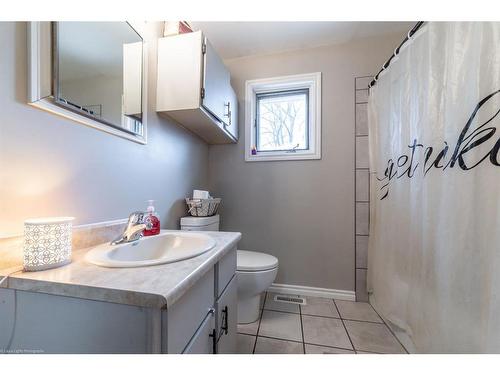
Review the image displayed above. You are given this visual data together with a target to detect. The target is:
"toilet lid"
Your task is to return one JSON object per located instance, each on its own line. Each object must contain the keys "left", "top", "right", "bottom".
{"left": 237, "top": 250, "right": 278, "bottom": 272}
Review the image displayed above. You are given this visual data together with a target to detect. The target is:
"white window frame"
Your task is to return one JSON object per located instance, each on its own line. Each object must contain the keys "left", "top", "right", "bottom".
{"left": 245, "top": 72, "right": 321, "bottom": 162}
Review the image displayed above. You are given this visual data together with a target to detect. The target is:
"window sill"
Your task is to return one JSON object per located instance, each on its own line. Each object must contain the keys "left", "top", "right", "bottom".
{"left": 245, "top": 150, "right": 321, "bottom": 162}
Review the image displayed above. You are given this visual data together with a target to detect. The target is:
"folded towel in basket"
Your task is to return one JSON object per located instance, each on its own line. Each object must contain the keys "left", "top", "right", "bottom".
{"left": 193, "top": 190, "right": 210, "bottom": 199}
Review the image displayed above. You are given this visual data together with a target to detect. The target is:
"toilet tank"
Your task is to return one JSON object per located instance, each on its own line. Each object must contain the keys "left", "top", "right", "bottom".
{"left": 180, "top": 215, "right": 220, "bottom": 231}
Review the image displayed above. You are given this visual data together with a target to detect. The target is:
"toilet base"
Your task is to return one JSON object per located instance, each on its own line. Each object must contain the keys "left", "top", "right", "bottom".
{"left": 237, "top": 294, "right": 261, "bottom": 324}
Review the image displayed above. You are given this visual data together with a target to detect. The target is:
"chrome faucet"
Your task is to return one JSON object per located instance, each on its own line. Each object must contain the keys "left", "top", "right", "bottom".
{"left": 111, "top": 211, "right": 151, "bottom": 245}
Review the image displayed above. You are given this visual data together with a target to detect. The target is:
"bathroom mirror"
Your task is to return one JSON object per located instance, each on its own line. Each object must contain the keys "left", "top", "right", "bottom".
{"left": 28, "top": 22, "right": 147, "bottom": 144}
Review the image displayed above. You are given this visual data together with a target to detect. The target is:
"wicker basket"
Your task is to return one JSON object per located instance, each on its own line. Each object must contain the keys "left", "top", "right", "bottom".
{"left": 185, "top": 198, "right": 221, "bottom": 217}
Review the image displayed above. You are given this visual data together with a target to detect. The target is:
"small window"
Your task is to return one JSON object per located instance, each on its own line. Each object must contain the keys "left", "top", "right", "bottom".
{"left": 245, "top": 73, "right": 321, "bottom": 161}
{"left": 256, "top": 89, "right": 309, "bottom": 152}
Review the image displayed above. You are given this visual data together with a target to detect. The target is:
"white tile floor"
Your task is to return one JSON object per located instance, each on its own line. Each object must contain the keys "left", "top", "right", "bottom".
{"left": 237, "top": 292, "right": 408, "bottom": 354}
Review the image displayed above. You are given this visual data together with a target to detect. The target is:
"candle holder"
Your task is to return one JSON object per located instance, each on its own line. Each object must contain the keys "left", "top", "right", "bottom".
{"left": 23, "top": 217, "right": 74, "bottom": 271}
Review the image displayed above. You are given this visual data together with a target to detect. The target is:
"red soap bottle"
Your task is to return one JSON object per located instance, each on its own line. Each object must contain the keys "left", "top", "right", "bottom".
{"left": 143, "top": 200, "right": 160, "bottom": 236}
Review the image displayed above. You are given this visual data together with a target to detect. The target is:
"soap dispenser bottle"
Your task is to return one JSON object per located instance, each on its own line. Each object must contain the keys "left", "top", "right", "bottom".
{"left": 143, "top": 200, "right": 160, "bottom": 236}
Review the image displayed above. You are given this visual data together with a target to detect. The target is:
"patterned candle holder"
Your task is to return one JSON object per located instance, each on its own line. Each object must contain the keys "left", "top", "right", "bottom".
{"left": 23, "top": 217, "right": 74, "bottom": 271}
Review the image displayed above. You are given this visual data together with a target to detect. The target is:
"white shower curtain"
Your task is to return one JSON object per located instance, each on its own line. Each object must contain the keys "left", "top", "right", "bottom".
{"left": 368, "top": 22, "right": 500, "bottom": 353}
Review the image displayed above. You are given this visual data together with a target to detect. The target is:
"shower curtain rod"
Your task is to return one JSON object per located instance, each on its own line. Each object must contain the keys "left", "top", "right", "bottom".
{"left": 368, "top": 21, "right": 426, "bottom": 89}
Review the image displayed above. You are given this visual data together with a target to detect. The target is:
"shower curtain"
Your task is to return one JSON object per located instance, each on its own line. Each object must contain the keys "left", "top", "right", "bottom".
{"left": 368, "top": 22, "right": 500, "bottom": 353}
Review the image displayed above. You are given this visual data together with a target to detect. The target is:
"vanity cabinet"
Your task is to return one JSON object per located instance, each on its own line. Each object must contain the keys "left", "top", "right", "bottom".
{"left": 0, "top": 246, "right": 238, "bottom": 354}
{"left": 156, "top": 31, "right": 238, "bottom": 144}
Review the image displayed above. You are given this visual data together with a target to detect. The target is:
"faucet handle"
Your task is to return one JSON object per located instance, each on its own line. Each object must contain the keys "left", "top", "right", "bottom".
{"left": 143, "top": 215, "right": 154, "bottom": 230}
{"left": 128, "top": 211, "right": 146, "bottom": 225}
{"left": 129, "top": 211, "right": 153, "bottom": 230}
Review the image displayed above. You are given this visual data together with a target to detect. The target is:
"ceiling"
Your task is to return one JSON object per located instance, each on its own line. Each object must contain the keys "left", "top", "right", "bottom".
{"left": 190, "top": 22, "right": 415, "bottom": 60}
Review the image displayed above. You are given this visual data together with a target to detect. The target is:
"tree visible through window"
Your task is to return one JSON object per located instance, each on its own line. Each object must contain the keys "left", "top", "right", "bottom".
{"left": 256, "top": 89, "right": 309, "bottom": 152}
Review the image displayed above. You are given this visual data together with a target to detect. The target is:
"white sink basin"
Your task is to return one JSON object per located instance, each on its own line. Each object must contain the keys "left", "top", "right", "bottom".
{"left": 85, "top": 231, "right": 216, "bottom": 268}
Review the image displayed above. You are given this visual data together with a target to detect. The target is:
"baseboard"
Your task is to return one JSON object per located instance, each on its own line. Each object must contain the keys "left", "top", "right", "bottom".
{"left": 268, "top": 283, "right": 356, "bottom": 301}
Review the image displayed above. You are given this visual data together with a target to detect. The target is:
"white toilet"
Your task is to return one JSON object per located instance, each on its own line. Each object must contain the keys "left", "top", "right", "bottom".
{"left": 180, "top": 215, "right": 278, "bottom": 324}
{"left": 236, "top": 250, "right": 278, "bottom": 323}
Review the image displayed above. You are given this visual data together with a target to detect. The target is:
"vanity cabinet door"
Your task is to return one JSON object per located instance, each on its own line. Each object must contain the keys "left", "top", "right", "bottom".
{"left": 216, "top": 247, "right": 237, "bottom": 298}
{"left": 182, "top": 310, "right": 216, "bottom": 354}
{"left": 166, "top": 268, "right": 215, "bottom": 353}
{"left": 216, "top": 275, "right": 237, "bottom": 354}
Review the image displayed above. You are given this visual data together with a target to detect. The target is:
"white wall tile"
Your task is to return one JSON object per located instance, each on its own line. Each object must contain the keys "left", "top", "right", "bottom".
{"left": 356, "top": 269, "right": 369, "bottom": 302}
{"left": 356, "top": 103, "right": 368, "bottom": 136}
{"left": 354, "top": 77, "right": 374, "bottom": 303}
{"left": 356, "top": 235, "right": 368, "bottom": 268}
{"left": 356, "top": 202, "right": 369, "bottom": 235}
{"left": 356, "top": 136, "right": 369, "bottom": 169}
{"left": 355, "top": 77, "right": 372, "bottom": 90}
{"left": 355, "top": 89, "right": 368, "bottom": 103}
{"left": 355, "top": 169, "right": 369, "bottom": 201}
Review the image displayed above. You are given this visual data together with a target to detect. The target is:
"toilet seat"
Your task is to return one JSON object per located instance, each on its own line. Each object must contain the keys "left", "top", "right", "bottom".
{"left": 237, "top": 250, "right": 278, "bottom": 272}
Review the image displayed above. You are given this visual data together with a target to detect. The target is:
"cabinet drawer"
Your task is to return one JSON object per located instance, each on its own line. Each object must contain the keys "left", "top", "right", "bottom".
{"left": 166, "top": 267, "right": 215, "bottom": 353}
{"left": 216, "top": 275, "right": 237, "bottom": 354}
{"left": 216, "top": 247, "right": 236, "bottom": 298}
{"left": 183, "top": 311, "right": 216, "bottom": 354}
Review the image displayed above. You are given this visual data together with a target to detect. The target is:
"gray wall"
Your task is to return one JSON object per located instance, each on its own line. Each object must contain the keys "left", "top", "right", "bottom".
{"left": 0, "top": 22, "right": 208, "bottom": 236}
{"left": 208, "top": 34, "right": 403, "bottom": 292}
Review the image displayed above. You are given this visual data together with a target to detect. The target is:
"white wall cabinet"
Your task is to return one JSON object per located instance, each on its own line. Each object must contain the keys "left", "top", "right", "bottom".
{"left": 122, "top": 41, "right": 143, "bottom": 118}
{"left": 0, "top": 247, "right": 238, "bottom": 354}
{"left": 156, "top": 31, "right": 238, "bottom": 144}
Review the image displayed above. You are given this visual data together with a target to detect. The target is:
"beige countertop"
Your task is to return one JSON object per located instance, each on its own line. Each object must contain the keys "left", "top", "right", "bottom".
{"left": 0, "top": 230, "right": 241, "bottom": 309}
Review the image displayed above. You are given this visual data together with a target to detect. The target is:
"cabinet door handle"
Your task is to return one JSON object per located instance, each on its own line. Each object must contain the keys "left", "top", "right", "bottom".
{"left": 224, "top": 102, "right": 231, "bottom": 117}
{"left": 209, "top": 328, "right": 217, "bottom": 354}
{"left": 221, "top": 306, "right": 229, "bottom": 335}
{"left": 223, "top": 102, "right": 232, "bottom": 126}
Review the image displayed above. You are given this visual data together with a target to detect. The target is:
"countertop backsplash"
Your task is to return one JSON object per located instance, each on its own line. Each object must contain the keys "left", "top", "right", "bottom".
{"left": 0, "top": 219, "right": 127, "bottom": 274}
